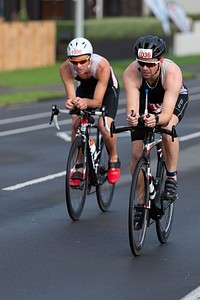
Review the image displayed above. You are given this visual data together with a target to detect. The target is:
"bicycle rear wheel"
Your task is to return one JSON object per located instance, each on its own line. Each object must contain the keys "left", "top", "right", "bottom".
{"left": 66, "top": 136, "right": 87, "bottom": 221}
{"left": 156, "top": 161, "right": 175, "bottom": 243}
{"left": 129, "top": 157, "right": 149, "bottom": 256}
{"left": 96, "top": 142, "right": 115, "bottom": 212}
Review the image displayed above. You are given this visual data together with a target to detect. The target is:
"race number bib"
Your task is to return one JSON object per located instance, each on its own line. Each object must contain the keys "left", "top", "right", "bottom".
{"left": 138, "top": 48, "right": 153, "bottom": 59}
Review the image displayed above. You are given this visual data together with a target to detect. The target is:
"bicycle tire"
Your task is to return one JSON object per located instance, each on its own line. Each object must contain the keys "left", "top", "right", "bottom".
{"left": 128, "top": 157, "right": 149, "bottom": 256}
{"left": 156, "top": 161, "right": 175, "bottom": 243}
{"left": 65, "top": 136, "right": 87, "bottom": 221}
{"left": 96, "top": 142, "right": 115, "bottom": 212}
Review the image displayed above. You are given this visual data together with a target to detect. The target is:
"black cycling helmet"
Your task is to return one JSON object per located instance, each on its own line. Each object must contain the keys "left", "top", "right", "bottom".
{"left": 133, "top": 35, "right": 166, "bottom": 59}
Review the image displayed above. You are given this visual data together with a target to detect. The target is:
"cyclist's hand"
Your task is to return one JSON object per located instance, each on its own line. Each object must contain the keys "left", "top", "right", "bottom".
{"left": 143, "top": 113, "right": 156, "bottom": 128}
{"left": 126, "top": 112, "right": 139, "bottom": 126}
{"left": 65, "top": 98, "right": 74, "bottom": 110}
{"left": 73, "top": 97, "right": 87, "bottom": 110}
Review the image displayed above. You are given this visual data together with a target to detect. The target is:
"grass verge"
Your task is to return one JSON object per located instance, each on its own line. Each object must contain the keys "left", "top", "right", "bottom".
{"left": 0, "top": 55, "right": 200, "bottom": 105}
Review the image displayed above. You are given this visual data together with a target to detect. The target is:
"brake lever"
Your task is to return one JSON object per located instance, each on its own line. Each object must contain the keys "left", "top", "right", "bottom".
{"left": 110, "top": 121, "right": 115, "bottom": 138}
{"left": 101, "top": 106, "right": 110, "bottom": 133}
{"left": 49, "top": 105, "right": 59, "bottom": 124}
{"left": 131, "top": 110, "right": 136, "bottom": 117}
{"left": 49, "top": 105, "right": 60, "bottom": 130}
{"left": 171, "top": 125, "right": 177, "bottom": 142}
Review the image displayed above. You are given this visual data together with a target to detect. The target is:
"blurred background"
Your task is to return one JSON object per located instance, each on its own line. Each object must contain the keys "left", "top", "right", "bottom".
{"left": 0, "top": 0, "right": 200, "bottom": 71}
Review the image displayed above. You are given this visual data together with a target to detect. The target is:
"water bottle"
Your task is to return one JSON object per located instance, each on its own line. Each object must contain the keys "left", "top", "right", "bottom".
{"left": 90, "top": 139, "right": 97, "bottom": 160}
{"left": 149, "top": 177, "right": 156, "bottom": 200}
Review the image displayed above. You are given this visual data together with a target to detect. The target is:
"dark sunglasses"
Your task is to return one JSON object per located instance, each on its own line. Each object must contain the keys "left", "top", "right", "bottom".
{"left": 69, "top": 57, "right": 90, "bottom": 65}
{"left": 137, "top": 59, "right": 160, "bottom": 68}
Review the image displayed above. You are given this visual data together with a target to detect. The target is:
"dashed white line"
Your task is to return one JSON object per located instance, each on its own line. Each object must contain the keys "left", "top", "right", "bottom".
{"left": 2, "top": 130, "right": 199, "bottom": 192}
{"left": 2, "top": 171, "right": 66, "bottom": 191}
{"left": 180, "top": 286, "right": 200, "bottom": 300}
{"left": 179, "top": 131, "right": 200, "bottom": 142}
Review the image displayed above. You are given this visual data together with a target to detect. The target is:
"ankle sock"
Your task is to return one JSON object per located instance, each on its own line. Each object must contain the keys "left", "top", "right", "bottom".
{"left": 166, "top": 170, "right": 177, "bottom": 178}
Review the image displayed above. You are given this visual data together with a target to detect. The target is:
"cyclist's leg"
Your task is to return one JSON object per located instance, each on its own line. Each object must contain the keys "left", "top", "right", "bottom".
{"left": 71, "top": 114, "right": 81, "bottom": 140}
{"left": 70, "top": 114, "right": 84, "bottom": 185}
{"left": 161, "top": 93, "right": 188, "bottom": 201}
{"left": 96, "top": 139, "right": 115, "bottom": 212}
{"left": 162, "top": 114, "right": 179, "bottom": 178}
{"left": 161, "top": 115, "right": 179, "bottom": 201}
{"left": 99, "top": 86, "right": 120, "bottom": 184}
{"left": 129, "top": 134, "right": 146, "bottom": 236}
{"left": 99, "top": 116, "right": 120, "bottom": 184}
{"left": 130, "top": 129, "right": 144, "bottom": 175}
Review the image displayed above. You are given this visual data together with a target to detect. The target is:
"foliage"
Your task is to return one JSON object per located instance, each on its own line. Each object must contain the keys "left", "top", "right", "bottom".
{"left": 56, "top": 17, "right": 166, "bottom": 42}
{"left": 84, "top": 17, "right": 165, "bottom": 41}
{"left": 188, "top": 14, "right": 200, "bottom": 21}
{"left": 0, "top": 55, "right": 200, "bottom": 105}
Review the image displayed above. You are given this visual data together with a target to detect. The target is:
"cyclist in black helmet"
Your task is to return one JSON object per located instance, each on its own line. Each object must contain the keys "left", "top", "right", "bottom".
{"left": 123, "top": 35, "right": 189, "bottom": 202}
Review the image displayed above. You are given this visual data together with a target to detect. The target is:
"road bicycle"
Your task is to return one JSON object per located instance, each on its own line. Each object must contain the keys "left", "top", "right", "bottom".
{"left": 50, "top": 105, "right": 115, "bottom": 221}
{"left": 110, "top": 118, "right": 177, "bottom": 256}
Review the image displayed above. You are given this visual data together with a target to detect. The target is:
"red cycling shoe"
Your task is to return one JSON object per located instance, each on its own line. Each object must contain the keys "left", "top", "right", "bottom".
{"left": 69, "top": 171, "right": 86, "bottom": 187}
{"left": 107, "top": 158, "right": 121, "bottom": 184}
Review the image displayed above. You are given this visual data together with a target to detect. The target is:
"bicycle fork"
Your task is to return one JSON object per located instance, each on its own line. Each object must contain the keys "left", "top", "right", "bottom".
{"left": 146, "top": 166, "right": 155, "bottom": 209}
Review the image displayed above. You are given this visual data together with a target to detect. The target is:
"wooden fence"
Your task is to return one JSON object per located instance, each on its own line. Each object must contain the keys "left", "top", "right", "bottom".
{"left": 0, "top": 21, "right": 56, "bottom": 71}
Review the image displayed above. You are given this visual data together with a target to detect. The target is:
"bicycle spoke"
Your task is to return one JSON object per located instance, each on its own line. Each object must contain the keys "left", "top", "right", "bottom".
{"left": 156, "top": 163, "right": 175, "bottom": 243}
{"left": 66, "top": 137, "right": 87, "bottom": 221}
{"left": 129, "top": 158, "right": 149, "bottom": 256}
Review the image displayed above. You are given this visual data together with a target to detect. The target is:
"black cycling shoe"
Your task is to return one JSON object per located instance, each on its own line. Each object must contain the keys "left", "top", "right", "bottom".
{"left": 161, "top": 178, "right": 178, "bottom": 203}
{"left": 134, "top": 205, "right": 145, "bottom": 230}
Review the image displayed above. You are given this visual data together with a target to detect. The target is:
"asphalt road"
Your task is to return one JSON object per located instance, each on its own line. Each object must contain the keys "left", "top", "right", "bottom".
{"left": 0, "top": 78, "right": 200, "bottom": 300}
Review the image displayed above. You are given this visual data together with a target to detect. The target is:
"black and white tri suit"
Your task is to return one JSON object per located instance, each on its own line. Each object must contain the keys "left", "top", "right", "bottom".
{"left": 131, "top": 58, "right": 189, "bottom": 141}
{"left": 69, "top": 53, "right": 120, "bottom": 119}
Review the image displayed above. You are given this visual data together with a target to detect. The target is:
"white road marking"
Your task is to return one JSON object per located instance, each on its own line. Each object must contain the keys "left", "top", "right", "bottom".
{"left": 2, "top": 171, "right": 66, "bottom": 191}
{"left": 1, "top": 91, "right": 200, "bottom": 191}
{"left": 0, "top": 112, "right": 50, "bottom": 125}
{"left": 56, "top": 132, "right": 71, "bottom": 142}
{"left": 1, "top": 88, "right": 200, "bottom": 300}
{"left": 0, "top": 119, "right": 70, "bottom": 137}
{"left": 179, "top": 131, "right": 200, "bottom": 142}
{"left": 0, "top": 91, "right": 199, "bottom": 138}
{"left": 2, "top": 129, "right": 199, "bottom": 192}
{"left": 180, "top": 286, "right": 200, "bottom": 300}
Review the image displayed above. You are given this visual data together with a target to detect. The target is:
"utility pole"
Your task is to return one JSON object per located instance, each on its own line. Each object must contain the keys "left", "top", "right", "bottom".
{"left": 74, "top": 0, "right": 84, "bottom": 38}
{"left": 96, "top": 0, "right": 103, "bottom": 19}
{"left": 0, "top": 0, "right": 3, "bottom": 19}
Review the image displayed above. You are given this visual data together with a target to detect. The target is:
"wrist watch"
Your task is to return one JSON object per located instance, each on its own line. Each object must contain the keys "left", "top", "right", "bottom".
{"left": 155, "top": 115, "right": 159, "bottom": 124}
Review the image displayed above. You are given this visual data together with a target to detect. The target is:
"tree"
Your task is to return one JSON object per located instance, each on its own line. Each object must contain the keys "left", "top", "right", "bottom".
{"left": 19, "top": 0, "right": 28, "bottom": 21}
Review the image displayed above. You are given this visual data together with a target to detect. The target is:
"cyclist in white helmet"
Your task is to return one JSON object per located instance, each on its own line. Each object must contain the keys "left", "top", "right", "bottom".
{"left": 123, "top": 35, "right": 189, "bottom": 202}
{"left": 60, "top": 37, "right": 120, "bottom": 185}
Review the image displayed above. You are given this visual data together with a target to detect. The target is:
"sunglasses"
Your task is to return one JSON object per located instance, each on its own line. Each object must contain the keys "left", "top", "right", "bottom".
{"left": 137, "top": 59, "right": 160, "bottom": 68}
{"left": 69, "top": 57, "right": 90, "bottom": 65}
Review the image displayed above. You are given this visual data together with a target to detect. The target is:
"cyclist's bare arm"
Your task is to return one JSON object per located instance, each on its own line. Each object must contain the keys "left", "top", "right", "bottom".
{"left": 160, "top": 63, "right": 183, "bottom": 125}
{"left": 75, "top": 58, "right": 110, "bottom": 110}
{"left": 60, "top": 60, "right": 78, "bottom": 110}
{"left": 123, "top": 61, "right": 142, "bottom": 125}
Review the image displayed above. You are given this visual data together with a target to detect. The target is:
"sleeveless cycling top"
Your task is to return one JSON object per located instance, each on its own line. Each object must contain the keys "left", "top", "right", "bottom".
{"left": 138, "top": 59, "right": 188, "bottom": 114}
{"left": 69, "top": 54, "right": 118, "bottom": 97}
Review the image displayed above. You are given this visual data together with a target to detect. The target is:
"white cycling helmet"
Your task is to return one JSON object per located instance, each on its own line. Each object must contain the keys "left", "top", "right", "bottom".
{"left": 67, "top": 37, "right": 93, "bottom": 57}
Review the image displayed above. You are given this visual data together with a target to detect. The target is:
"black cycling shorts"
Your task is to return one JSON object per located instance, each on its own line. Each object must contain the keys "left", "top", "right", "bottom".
{"left": 76, "top": 85, "right": 119, "bottom": 119}
{"left": 131, "top": 93, "right": 189, "bottom": 142}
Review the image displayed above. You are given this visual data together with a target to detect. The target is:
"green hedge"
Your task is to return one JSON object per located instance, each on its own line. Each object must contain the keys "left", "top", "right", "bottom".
{"left": 56, "top": 17, "right": 173, "bottom": 42}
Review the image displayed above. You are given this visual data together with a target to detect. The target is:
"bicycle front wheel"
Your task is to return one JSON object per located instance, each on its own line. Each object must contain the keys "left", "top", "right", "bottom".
{"left": 128, "top": 157, "right": 149, "bottom": 256}
{"left": 96, "top": 142, "right": 115, "bottom": 212}
{"left": 156, "top": 161, "right": 175, "bottom": 243}
{"left": 66, "top": 136, "right": 87, "bottom": 221}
